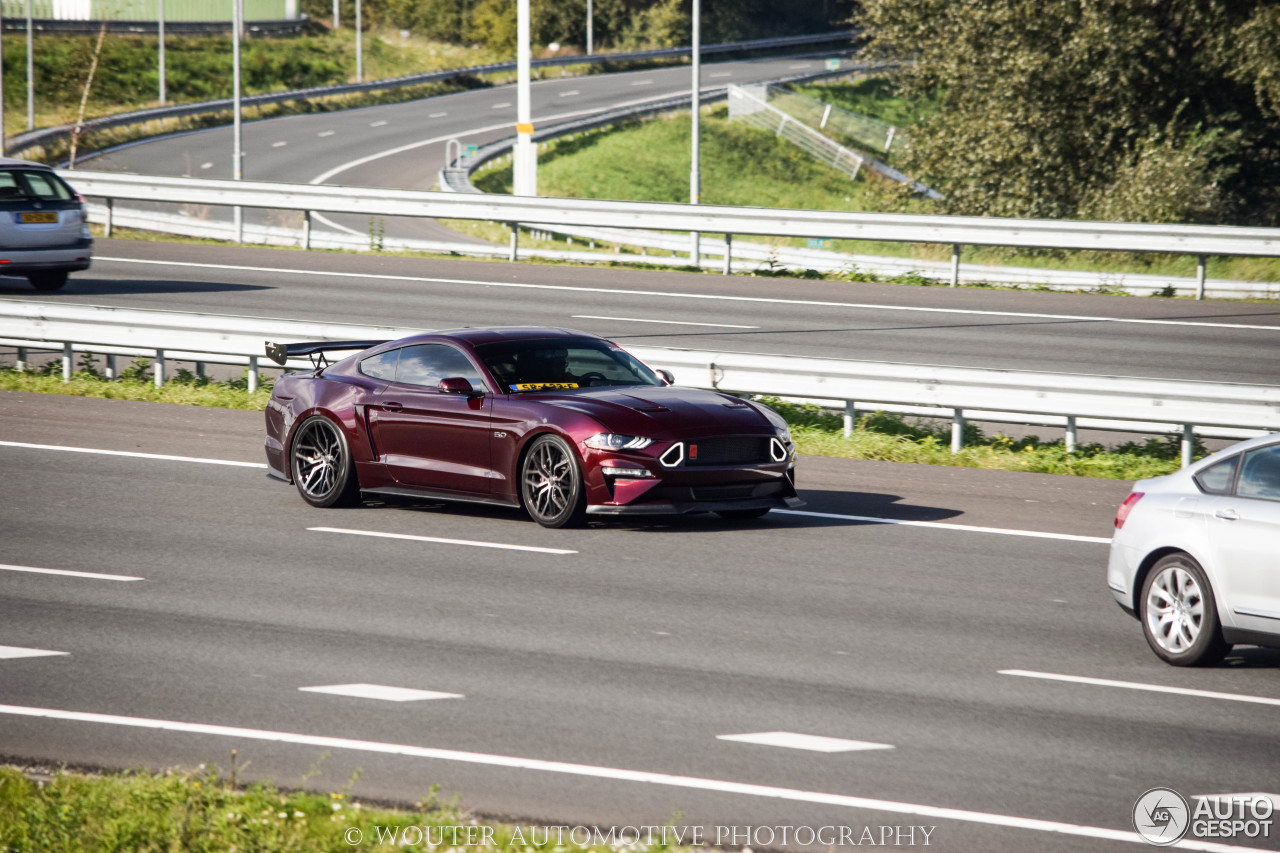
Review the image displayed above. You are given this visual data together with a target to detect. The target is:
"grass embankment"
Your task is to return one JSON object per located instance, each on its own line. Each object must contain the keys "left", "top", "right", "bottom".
{"left": 0, "top": 362, "right": 1195, "bottom": 480}
{"left": 0, "top": 763, "right": 668, "bottom": 853}
{"left": 470, "top": 93, "right": 1280, "bottom": 287}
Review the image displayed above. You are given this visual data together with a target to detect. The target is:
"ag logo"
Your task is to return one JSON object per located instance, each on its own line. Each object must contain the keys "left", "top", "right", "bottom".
{"left": 1133, "top": 787, "right": 1190, "bottom": 846}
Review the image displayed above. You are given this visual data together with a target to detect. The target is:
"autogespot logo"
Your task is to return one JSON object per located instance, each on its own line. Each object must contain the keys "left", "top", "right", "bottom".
{"left": 1133, "top": 788, "right": 1191, "bottom": 846}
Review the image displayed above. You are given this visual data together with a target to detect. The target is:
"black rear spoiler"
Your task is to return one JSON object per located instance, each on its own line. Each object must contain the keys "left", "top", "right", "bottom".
{"left": 265, "top": 340, "right": 388, "bottom": 368}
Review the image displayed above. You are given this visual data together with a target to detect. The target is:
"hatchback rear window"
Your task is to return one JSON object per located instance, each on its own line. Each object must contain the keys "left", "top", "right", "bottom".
{"left": 0, "top": 169, "right": 73, "bottom": 201}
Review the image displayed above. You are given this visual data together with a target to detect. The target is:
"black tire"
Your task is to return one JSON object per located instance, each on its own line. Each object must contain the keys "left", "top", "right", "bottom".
{"left": 1139, "top": 552, "right": 1231, "bottom": 667}
{"left": 715, "top": 507, "right": 771, "bottom": 521}
{"left": 28, "top": 272, "right": 68, "bottom": 291}
{"left": 520, "top": 434, "right": 586, "bottom": 528}
{"left": 290, "top": 415, "right": 361, "bottom": 508}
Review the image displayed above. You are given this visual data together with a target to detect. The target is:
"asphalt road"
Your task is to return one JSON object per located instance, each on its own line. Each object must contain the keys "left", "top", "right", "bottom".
{"left": 3, "top": 238, "right": 1279, "bottom": 386}
{"left": 2, "top": 390, "right": 1279, "bottom": 852}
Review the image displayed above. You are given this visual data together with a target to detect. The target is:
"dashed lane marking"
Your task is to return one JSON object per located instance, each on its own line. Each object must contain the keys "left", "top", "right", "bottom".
{"left": 0, "top": 646, "right": 68, "bottom": 660}
{"left": 308, "top": 526, "right": 578, "bottom": 556}
{"left": 0, "top": 563, "right": 143, "bottom": 582}
{"left": 1000, "top": 670, "right": 1280, "bottom": 707}
{"left": 299, "top": 684, "right": 463, "bottom": 702}
{"left": 0, "top": 440, "right": 267, "bottom": 469}
{"left": 718, "top": 731, "right": 894, "bottom": 753}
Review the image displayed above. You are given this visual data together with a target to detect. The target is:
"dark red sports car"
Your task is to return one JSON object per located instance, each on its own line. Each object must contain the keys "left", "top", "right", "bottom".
{"left": 264, "top": 327, "right": 801, "bottom": 527}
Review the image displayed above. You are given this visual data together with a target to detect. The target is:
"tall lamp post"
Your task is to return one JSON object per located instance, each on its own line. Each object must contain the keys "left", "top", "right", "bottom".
{"left": 513, "top": 0, "right": 536, "bottom": 196}
{"left": 689, "top": 0, "right": 700, "bottom": 263}
{"left": 232, "top": 0, "right": 243, "bottom": 241}
{"left": 354, "top": 0, "right": 362, "bottom": 82}
{"left": 586, "top": 0, "right": 592, "bottom": 55}
{"left": 25, "top": 0, "right": 33, "bottom": 129}
{"left": 1, "top": 6, "right": 6, "bottom": 156}
{"left": 158, "top": 0, "right": 166, "bottom": 105}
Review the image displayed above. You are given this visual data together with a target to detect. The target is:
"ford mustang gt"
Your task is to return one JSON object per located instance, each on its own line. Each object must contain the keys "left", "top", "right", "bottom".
{"left": 264, "top": 327, "right": 801, "bottom": 527}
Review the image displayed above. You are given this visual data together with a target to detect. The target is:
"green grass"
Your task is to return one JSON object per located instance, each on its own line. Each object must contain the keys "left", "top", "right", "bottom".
{"left": 791, "top": 78, "right": 940, "bottom": 128}
{"left": 0, "top": 363, "right": 1197, "bottom": 479}
{"left": 0, "top": 762, "right": 690, "bottom": 853}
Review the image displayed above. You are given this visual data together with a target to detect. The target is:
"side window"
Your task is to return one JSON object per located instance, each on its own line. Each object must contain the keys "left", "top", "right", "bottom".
{"left": 395, "top": 344, "right": 485, "bottom": 390}
{"left": 1237, "top": 445, "right": 1280, "bottom": 501}
{"left": 1193, "top": 455, "right": 1238, "bottom": 495}
{"left": 0, "top": 171, "right": 18, "bottom": 198}
{"left": 358, "top": 349, "right": 400, "bottom": 381}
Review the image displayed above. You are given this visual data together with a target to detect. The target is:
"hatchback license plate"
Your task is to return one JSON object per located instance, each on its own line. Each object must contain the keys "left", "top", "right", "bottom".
{"left": 19, "top": 211, "right": 58, "bottom": 223}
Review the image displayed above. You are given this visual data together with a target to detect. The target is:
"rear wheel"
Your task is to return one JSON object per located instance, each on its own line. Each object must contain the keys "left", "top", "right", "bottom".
{"left": 290, "top": 415, "right": 361, "bottom": 508}
{"left": 715, "top": 507, "right": 771, "bottom": 521}
{"left": 520, "top": 435, "right": 585, "bottom": 528}
{"left": 1140, "top": 553, "right": 1230, "bottom": 666}
{"left": 28, "top": 272, "right": 67, "bottom": 291}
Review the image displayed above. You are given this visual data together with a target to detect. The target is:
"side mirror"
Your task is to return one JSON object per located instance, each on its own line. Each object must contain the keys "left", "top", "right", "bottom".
{"left": 438, "top": 377, "right": 479, "bottom": 396}
{"left": 657, "top": 369, "right": 675, "bottom": 385}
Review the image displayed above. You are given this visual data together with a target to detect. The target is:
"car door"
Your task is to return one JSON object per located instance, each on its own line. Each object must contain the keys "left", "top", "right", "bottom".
{"left": 366, "top": 343, "right": 493, "bottom": 494}
{"left": 1201, "top": 442, "right": 1280, "bottom": 631}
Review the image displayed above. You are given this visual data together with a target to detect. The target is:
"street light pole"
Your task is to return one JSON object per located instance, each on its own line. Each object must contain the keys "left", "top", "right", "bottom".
{"left": 1, "top": 7, "right": 6, "bottom": 156}
{"left": 158, "top": 0, "right": 166, "bottom": 105}
{"left": 689, "top": 0, "right": 700, "bottom": 264}
{"left": 25, "top": 0, "right": 34, "bottom": 130}
{"left": 354, "top": 0, "right": 362, "bottom": 82}
{"left": 332, "top": 0, "right": 338, "bottom": 30}
{"left": 232, "top": 0, "right": 244, "bottom": 241}
{"left": 586, "top": 0, "right": 592, "bottom": 55}
{"left": 513, "top": 0, "right": 536, "bottom": 196}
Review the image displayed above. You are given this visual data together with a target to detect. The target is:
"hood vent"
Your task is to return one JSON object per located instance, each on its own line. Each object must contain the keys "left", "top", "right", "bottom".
{"left": 621, "top": 394, "right": 670, "bottom": 413}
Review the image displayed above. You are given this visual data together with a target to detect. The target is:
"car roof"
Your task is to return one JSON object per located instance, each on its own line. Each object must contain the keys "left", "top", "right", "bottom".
{"left": 393, "top": 326, "right": 603, "bottom": 347}
{"left": 0, "top": 158, "right": 53, "bottom": 171}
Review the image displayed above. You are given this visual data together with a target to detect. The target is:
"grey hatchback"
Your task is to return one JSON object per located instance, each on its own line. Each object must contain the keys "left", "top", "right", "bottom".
{"left": 0, "top": 158, "right": 92, "bottom": 291}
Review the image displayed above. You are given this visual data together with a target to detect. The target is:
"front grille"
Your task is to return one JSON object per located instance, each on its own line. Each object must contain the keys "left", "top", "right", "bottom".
{"left": 685, "top": 437, "right": 771, "bottom": 466}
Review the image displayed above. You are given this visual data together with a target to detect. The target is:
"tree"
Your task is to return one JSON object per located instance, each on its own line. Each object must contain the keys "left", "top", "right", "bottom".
{"left": 856, "top": 0, "right": 1280, "bottom": 225}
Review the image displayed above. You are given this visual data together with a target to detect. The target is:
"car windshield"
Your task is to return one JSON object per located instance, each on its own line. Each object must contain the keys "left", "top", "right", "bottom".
{"left": 476, "top": 338, "right": 662, "bottom": 393}
{"left": 0, "top": 169, "right": 73, "bottom": 202}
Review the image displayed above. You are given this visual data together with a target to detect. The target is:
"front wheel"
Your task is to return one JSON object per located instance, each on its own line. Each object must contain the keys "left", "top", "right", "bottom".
{"left": 29, "top": 272, "right": 68, "bottom": 291}
{"left": 520, "top": 435, "right": 585, "bottom": 528}
{"left": 290, "top": 415, "right": 361, "bottom": 508}
{"left": 1140, "top": 553, "right": 1230, "bottom": 666}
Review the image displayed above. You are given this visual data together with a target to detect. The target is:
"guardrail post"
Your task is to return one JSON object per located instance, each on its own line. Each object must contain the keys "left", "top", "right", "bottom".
{"left": 16, "top": 347, "right": 28, "bottom": 372}
{"left": 843, "top": 401, "right": 858, "bottom": 438}
{"left": 302, "top": 210, "right": 311, "bottom": 250}
{"left": 1181, "top": 425, "right": 1195, "bottom": 468}
{"left": 154, "top": 349, "right": 166, "bottom": 387}
{"left": 1065, "top": 416, "right": 1077, "bottom": 453}
{"left": 104, "top": 198, "right": 114, "bottom": 238}
{"left": 722, "top": 234, "right": 732, "bottom": 275}
{"left": 509, "top": 223, "right": 519, "bottom": 262}
{"left": 1195, "top": 255, "right": 1206, "bottom": 301}
{"left": 951, "top": 408, "right": 965, "bottom": 453}
{"left": 196, "top": 362, "right": 206, "bottom": 380}
{"left": 62, "top": 343, "right": 74, "bottom": 382}
{"left": 247, "top": 356, "right": 259, "bottom": 392}
{"left": 104, "top": 354, "right": 116, "bottom": 380}
{"left": 950, "top": 244, "right": 961, "bottom": 288}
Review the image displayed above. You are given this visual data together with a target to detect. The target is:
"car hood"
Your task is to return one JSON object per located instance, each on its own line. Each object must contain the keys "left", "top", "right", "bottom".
{"left": 530, "top": 386, "right": 779, "bottom": 437}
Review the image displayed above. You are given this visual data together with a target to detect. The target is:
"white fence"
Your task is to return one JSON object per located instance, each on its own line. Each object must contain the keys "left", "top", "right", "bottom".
{"left": 3, "top": 301, "right": 1277, "bottom": 466}
{"left": 728, "top": 85, "right": 866, "bottom": 180}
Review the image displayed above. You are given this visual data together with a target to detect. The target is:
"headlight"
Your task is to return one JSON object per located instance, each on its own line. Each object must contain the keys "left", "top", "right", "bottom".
{"left": 776, "top": 426, "right": 792, "bottom": 445}
{"left": 584, "top": 433, "right": 653, "bottom": 451}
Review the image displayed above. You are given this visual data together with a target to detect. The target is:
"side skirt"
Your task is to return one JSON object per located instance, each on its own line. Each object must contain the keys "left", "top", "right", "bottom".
{"left": 360, "top": 485, "right": 521, "bottom": 509}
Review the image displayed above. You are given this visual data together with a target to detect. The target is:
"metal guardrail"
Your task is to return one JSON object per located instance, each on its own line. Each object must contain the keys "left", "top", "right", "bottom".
{"left": 2, "top": 301, "right": 1277, "bottom": 465}
{"left": 728, "top": 84, "right": 866, "bottom": 180}
{"left": 4, "top": 30, "right": 856, "bottom": 159}
{"left": 1, "top": 16, "right": 310, "bottom": 35}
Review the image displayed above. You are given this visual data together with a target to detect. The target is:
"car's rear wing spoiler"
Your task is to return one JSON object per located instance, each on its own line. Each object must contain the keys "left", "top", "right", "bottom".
{"left": 265, "top": 340, "right": 388, "bottom": 368}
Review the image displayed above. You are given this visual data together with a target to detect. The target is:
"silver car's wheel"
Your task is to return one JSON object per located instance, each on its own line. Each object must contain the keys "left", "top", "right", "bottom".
{"left": 1139, "top": 553, "right": 1230, "bottom": 666}
{"left": 520, "top": 435, "right": 585, "bottom": 528}
{"left": 290, "top": 415, "right": 361, "bottom": 508}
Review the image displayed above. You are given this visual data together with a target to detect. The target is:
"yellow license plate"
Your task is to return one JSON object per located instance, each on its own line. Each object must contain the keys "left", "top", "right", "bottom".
{"left": 19, "top": 211, "right": 58, "bottom": 224}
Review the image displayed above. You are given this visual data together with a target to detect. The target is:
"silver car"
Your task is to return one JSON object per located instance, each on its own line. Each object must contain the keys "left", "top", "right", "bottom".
{"left": 0, "top": 158, "right": 92, "bottom": 291}
{"left": 1108, "top": 434, "right": 1280, "bottom": 665}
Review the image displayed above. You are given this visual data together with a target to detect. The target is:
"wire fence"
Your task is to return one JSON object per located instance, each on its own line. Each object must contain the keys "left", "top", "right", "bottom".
{"left": 727, "top": 84, "right": 864, "bottom": 180}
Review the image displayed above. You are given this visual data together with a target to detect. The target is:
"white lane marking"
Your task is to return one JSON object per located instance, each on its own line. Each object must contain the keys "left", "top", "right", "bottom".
{"left": 777, "top": 510, "right": 1111, "bottom": 544}
{"left": 307, "top": 92, "right": 706, "bottom": 186}
{"left": 370, "top": 120, "right": 388, "bottom": 127}
{"left": 299, "top": 683, "right": 463, "bottom": 702}
{"left": 789, "top": 63, "right": 812, "bottom": 69}
{"left": 710, "top": 72, "right": 733, "bottom": 78}
{"left": 1000, "top": 670, "right": 1280, "bottom": 707}
{"left": 631, "top": 79, "right": 654, "bottom": 86}
{"left": 0, "top": 440, "right": 267, "bottom": 469}
{"left": 0, "top": 646, "right": 68, "bottom": 660}
{"left": 272, "top": 141, "right": 288, "bottom": 148}
{"left": 491, "top": 102, "right": 512, "bottom": 109}
{"left": 317, "top": 130, "right": 335, "bottom": 137}
{"left": 199, "top": 162, "right": 213, "bottom": 170}
{"left": 718, "top": 731, "right": 894, "bottom": 753}
{"left": 308, "top": 526, "right": 578, "bottom": 556}
{"left": 95, "top": 258, "right": 1280, "bottom": 334}
{"left": 558, "top": 90, "right": 580, "bottom": 97}
{"left": 0, "top": 563, "right": 143, "bottom": 582}
{"left": 572, "top": 314, "right": 759, "bottom": 329}
{"left": 428, "top": 112, "right": 448, "bottom": 118}
{"left": 0, "top": 703, "right": 1254, "bottom": 851}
